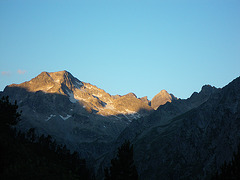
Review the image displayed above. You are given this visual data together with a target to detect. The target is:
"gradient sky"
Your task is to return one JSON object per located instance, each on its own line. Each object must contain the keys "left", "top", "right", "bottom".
{"left": 0, "top": 0, "right": 240, "bottom": 100}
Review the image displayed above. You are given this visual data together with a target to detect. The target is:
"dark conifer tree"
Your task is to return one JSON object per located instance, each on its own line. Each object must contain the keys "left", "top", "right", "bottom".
{"left": 105, "top": 140, "right": 138, "bottom": 180}
{"left": 27, "top": 128, "right": 36, "bottom": 143}
{"left": 0, "top": 96, "right": 20, "bottom": 130}
{"left": 104, "top": 167, "right": 110, "bottom": 180}
{"left": 213, "top": 143, "right": 240, "bottom": 179}
{"left": 0, "top": 96, "right": 95, "bottom": 179}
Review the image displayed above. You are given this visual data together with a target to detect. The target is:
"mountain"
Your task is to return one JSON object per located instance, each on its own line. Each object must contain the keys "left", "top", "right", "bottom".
{"left": 101, "top": 77, "right": 240, "bottom": 179}
{"left": 1, "top": 70, "right": 156, "bottom": 162}
{"left": 98, "top": 83, "right": 217, "bottom": 175}
{"left": 6, "top": 71, "right": 153, "bottom": 116}
{"left": 3, "top": 70, "right": 238, "bottom": 179}
{"left": 150, "top": 89, "right": 177, "bottom": 110}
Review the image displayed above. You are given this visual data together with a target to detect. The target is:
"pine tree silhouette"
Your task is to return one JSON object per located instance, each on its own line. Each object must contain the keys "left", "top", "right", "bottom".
{"left": 213, "top": 143, "right": 240, "bottom": 179}
{"left": 105, "top": 140, "right": 138, "bottom": 180}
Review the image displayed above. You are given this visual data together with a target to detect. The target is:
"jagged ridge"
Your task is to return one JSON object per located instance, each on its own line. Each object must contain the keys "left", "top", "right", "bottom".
{"left": 7, "top": 70, "right": 158, "bottom": 117}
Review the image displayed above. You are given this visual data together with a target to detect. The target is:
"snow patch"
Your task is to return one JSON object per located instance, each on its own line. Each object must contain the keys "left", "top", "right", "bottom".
{"left": 125, "top": 109, "right": 137, "bottom": 114}
{"left": 75, "top": 95, "right": 87, "bottom": 101}
{"left": 46, "top": 114, "right": 56, "bottom": 121}
{"left": 113, "top": 115, "right": 121, "bottom": 119}
{"left": 75, "top": 80, "right": 83, "bottom": 89}
{"left": 68, "top": 92, "right": 77, "bottom": 103}
{"left": 55, "top": 79, "right": 60, "bottom": 83}
{"left": 66, "top": 89, "right": 78, "bottom": 103}
{"left": 45, "top": 85, "right": 53, "bottom": 91}
{"left": 105, "top": 104, "right": 115, "bottom": 110}
{"left": 93, "top": 93, "right": 102, "bottom": 98}
{"left": 122, "top": 114, "right": 131, "bottom": 121}
{"left": 85, "top": 85, "right": 98, "bottom": 90}
{"left": 128, "top": 113, "right": 141, "bottom": 119}
{"left": 60, "top": 114, "right": 71, "bottom": 120}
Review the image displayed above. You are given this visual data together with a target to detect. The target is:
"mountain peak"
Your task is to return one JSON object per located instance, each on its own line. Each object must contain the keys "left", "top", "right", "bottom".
{"left": 159, "top": 89, "right": 168, "bottom": 94}
{"left": 124, "top": 92, "right": 137, "bottom": 98}
{"left": 200, "top": 85, "right": 216, "bottom": 94}
{"left": 139, "top": 96, "right": 150, "bottom": 105}
{"left": 51, "top": 70, "right": 72, "bottom": 77}
{"left": 151, "top": 90, "right": 176, "bottom": 110}
{"left": 31, "top": 70, "right": 73, "bottom": 82}
{"left": 7, "top": 70, "right": 83, "bottom": 94}
{"left": 5, "top": 70, "right": 154, "bottom": 117}
{"left": 47, "top": 70, "right": 75, "bottom": 84}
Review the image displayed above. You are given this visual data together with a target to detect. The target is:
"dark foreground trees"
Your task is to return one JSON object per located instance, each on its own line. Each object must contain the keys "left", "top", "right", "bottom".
{"left": 104, "top": 140, "right": 138, "bottom": 180}
{"left": 0, "top": 96, "right": 94, "bottom": 179}
{"left": 0, "top": 96, "right": 20, "bottom": 130}
{"left": 212, "top": 141, "right": 240, "bottom": 180}
{"left": 212, "top": 143, "right": 240, "bottom": 179}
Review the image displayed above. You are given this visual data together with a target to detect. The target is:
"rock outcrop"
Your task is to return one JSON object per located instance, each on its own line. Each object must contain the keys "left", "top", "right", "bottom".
{"left": 139, "top": 96, "right": 150, "bottom": 105}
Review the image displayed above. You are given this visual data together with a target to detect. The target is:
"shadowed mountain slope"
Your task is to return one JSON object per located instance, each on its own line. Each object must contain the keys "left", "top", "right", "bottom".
{"left": 105, "top": 77, "right": 240, "bottom": 179}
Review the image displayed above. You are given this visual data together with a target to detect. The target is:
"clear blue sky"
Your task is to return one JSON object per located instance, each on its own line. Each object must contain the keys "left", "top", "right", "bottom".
{"left": 0, "top": 0, "right": 240, "bottom": 99}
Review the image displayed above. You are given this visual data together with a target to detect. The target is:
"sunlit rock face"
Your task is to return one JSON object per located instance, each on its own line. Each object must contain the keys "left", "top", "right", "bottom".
{"left": 150, "top": 89, "right": 177, "bottom": 110}
{"left": 7, "top": 70, "right": 153, "bottom": 117}
{"left": 139, "top": 96, "right": 150, "bottom": 105}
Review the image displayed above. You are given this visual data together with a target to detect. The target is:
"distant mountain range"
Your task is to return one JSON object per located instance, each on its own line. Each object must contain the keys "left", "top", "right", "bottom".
{"left": 1, "top": 70, "right": 240, "bottom": 179}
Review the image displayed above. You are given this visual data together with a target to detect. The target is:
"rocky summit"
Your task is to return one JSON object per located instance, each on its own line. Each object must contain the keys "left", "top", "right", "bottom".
{"left": 6, "top": 70, "right": 153, "bottom": 117}
{"left": 150, "top": 89, "right": 177, "bottom": 110}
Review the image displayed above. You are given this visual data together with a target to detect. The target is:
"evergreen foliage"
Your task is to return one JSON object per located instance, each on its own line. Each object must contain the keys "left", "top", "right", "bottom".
{"left": 0, "top": 96, "right": 94, "bottom": 180}
{"left": 0, "top": 96, "right": 20, "bottom": 129}
{"left": 212, "top": 144, "right": 240, "bottom": 179}
{"left": 104, "top": 140, "right": 138, "bottom": 180}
